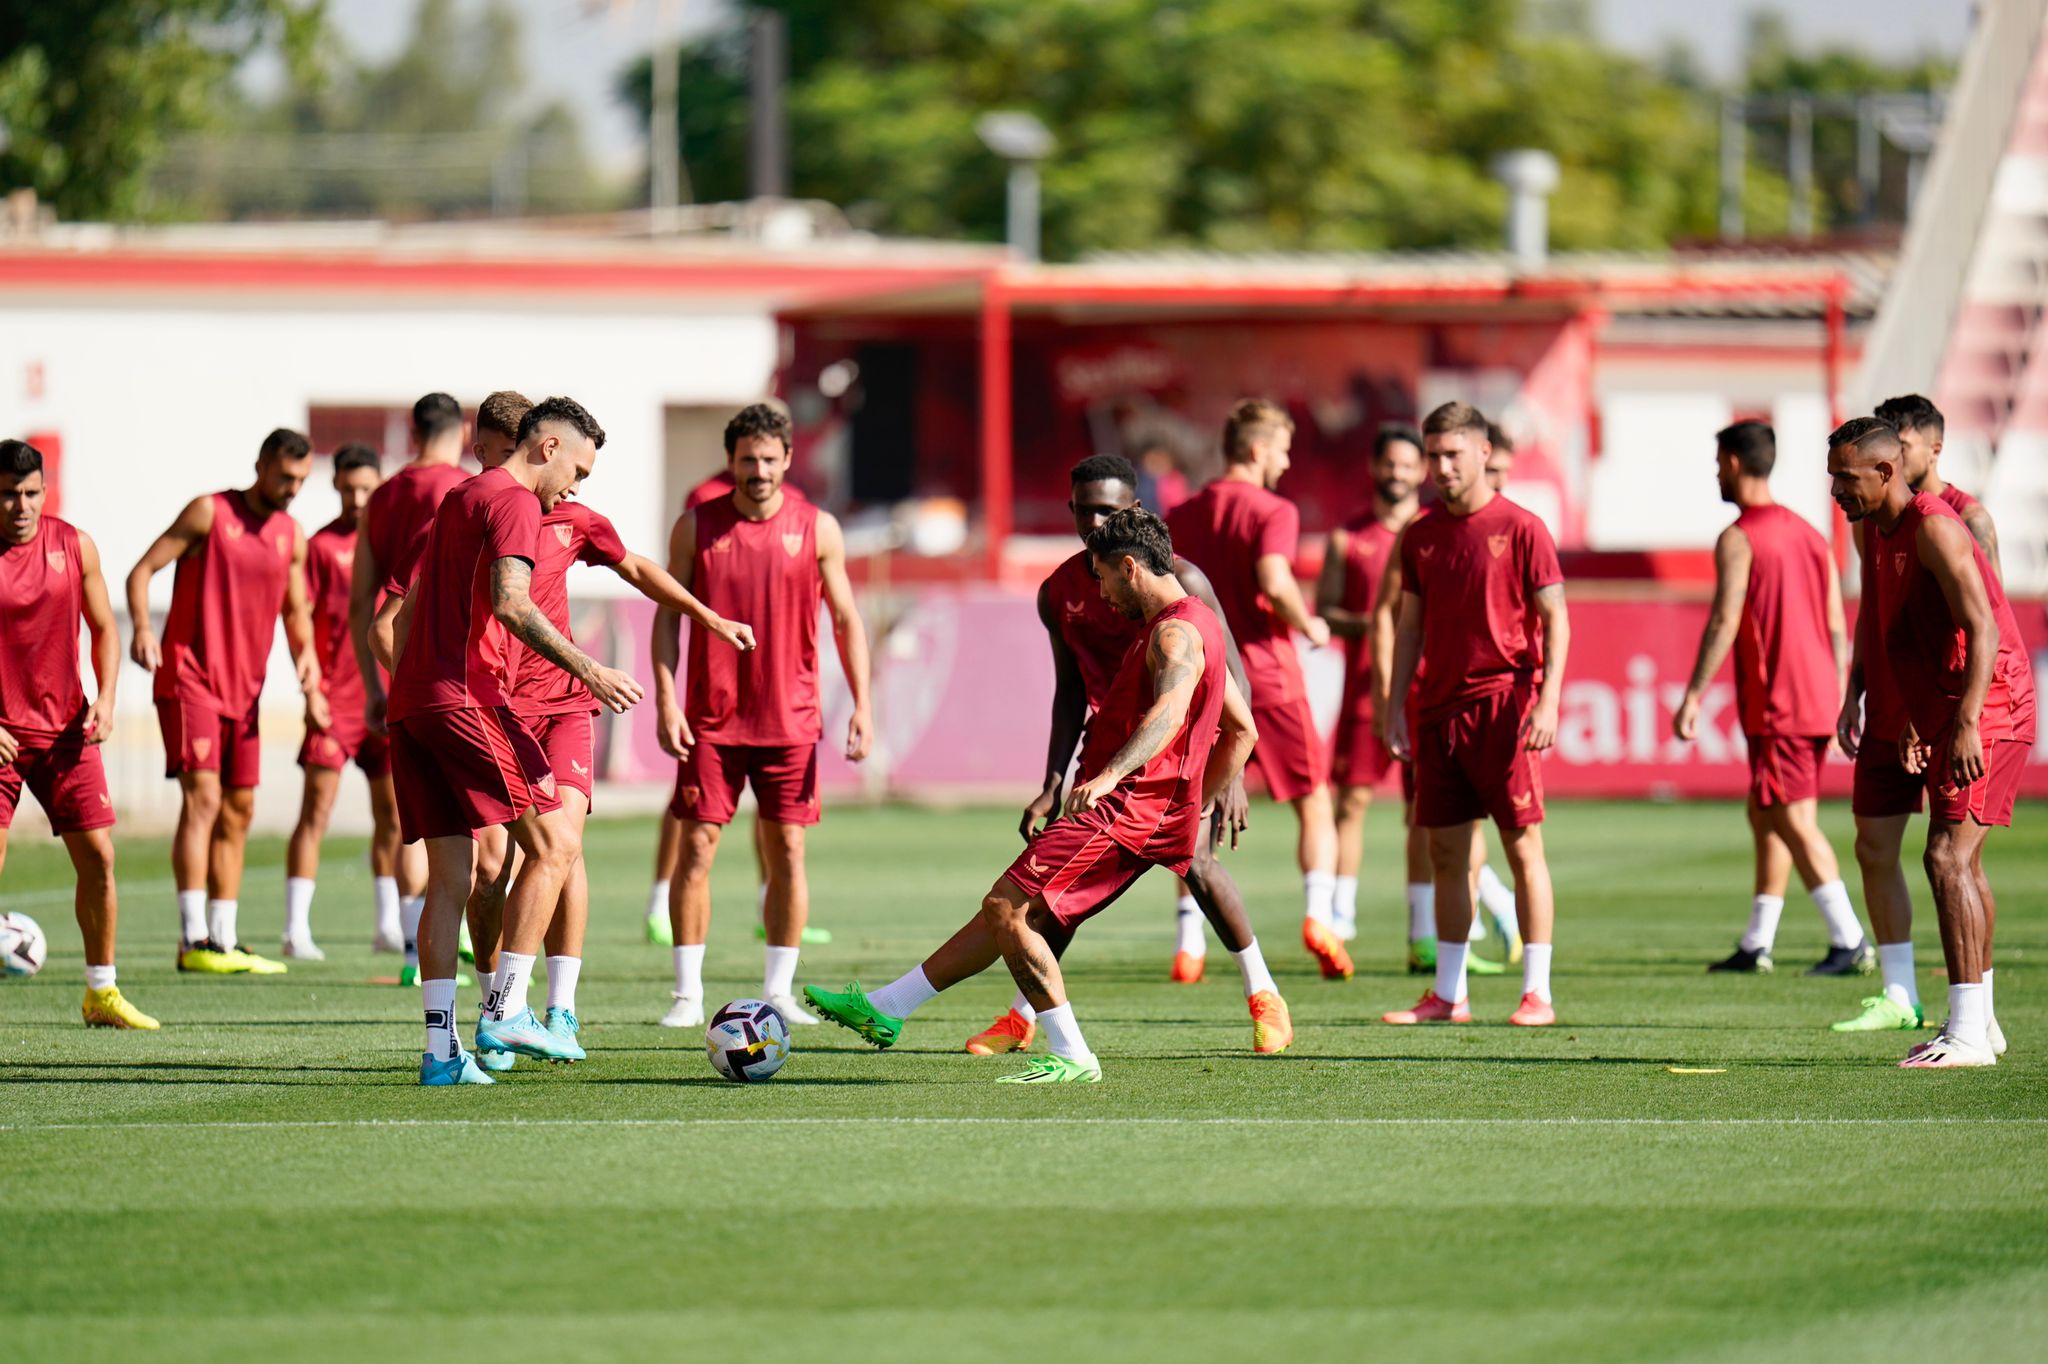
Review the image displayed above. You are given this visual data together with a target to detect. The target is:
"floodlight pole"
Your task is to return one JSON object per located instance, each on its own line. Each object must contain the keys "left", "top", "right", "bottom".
{"left": 1006, "top": 162, "right": 1041, "bottom": 263}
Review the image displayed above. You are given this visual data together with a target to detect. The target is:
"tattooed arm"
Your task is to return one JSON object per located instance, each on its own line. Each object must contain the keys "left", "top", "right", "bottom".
{"left": 1065, "top": 619, "right": 1205, "bottom": 816}
{"left": 488, "top": 556, "right": 645, "bottom": 713}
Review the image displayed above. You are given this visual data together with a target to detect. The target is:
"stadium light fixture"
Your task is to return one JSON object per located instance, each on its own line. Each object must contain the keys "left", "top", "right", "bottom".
{"left": 976, "top": 111, "right": 1055, "bottom": 262}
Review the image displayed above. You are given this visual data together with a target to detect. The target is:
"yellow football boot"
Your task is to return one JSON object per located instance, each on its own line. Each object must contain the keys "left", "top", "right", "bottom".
{"left": 83, "top": 986, "right": 160, "bottom": 1030}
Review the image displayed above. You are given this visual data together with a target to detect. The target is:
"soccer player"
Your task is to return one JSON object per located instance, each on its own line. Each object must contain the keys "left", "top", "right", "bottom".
{"left": 993, "top": 453, "right": 1288, "bottom": 1054}
{"left": 1832, "top": 395, "right": 2003, "bottom": 1033}
{"left": 1826, "top": 416, "right": 2033, "bottom": 1067}
{"left": 1673, "top": 421, "right": 1869, "bottom": 976}
{"left": 387, "top": 396, "right": 642, "bottom": 1084}
{"left": 279, "top": 443, "right": 390, "bottom": 959}
{"left": 0, "top": 440, "right": 154, "bottom": 1028}
{"left": 1167, "top": 399, "right": 1349, "bottom": 979}
{"left": 128, "top": 428, "right": 323, "bottom": 976}
{"left": 804, "top": 506, "right": 1264, "bottom": 1081}
{"left": 351, "top": 393, "right": 471, "bottom": 966}
{"left": 651, "top": 403, "right": 873, "bottom": 1029}
{"left": 1382, "top": 402, "right": 1569, "bottom": 1027}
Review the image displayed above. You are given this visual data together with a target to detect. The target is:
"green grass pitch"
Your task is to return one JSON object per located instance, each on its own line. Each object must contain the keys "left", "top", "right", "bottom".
{"left": 4, "top": 798, "right": 2046, "bottom": 1362}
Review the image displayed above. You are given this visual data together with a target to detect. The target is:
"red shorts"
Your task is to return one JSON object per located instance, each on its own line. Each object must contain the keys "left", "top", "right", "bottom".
{"left": 1331, "top": 704, "right": 1403, "bottom": 793}
{"left": 1927, "top": 737, "right": 2027, "bottom": 828}
{"left": 669, "top": 741, "right": 819, "bottom": 826}
{"left": 156, "top": 694, "right": 261, "bottom": 788}
{"left": 1002, "top": 806, "right": 1157, "bottom": 929}
{"left": 390, "top": 706, "right": 561, "bottom": 843}
{"left": 298, "top": 713, "right": 391, "bottom": 779}
{"left": 1412, "top": 684, "right": 1545, "bottom": 830}
{"left": 527, "top": 711, "right": 595, "bottom": 803}
{"left": 1250, "top": 694, "right": 1329, "bottom": 803}
{"left": 1748, "top": 734, "right": 1827, "bottom": 808}
{"left": 1852, "top": 738, "right": 1923, "bottom": 819}
{"left": 0, "top": 735, "right": 116, "bottom": 835}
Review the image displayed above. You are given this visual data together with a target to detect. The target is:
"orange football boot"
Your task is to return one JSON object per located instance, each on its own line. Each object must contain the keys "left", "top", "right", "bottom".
{"left": 1302, "top": 916, "right": 1354, "bottom": 980}
{"left": 1170, "top": 950, "right": 1205, "bottom": 984}
{"left": 1248, "top": 990, "right": 1293, "bottom": 1054}
{"left": 1507, "top": 993, "right": 1556, "bottom": 1027}
{"left": 964, "top": 1008, "right": 1036, "bottom": 1055}
{"left": 1381, "top": 990, "right": 1472, "bottom": 1024}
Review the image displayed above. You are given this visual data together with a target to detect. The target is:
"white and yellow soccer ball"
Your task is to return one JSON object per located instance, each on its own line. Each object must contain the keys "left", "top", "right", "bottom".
{"left": 706, "top": 998, "right": 790, "bottom": 1083}
{"left": 0, "top": 911, "right": 48, "bottom": 978}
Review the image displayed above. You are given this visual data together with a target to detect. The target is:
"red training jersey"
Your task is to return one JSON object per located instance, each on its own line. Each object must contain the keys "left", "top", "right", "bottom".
{"left": 1733, "top": 504, "right": 1837, "bottom": 738}
{"left": 1075, "top": 595, "right": 1229, "bottom": 863}
{"left": 1044, "top": 549, "right": 1141, "bottom": 710}
{"left": 1166, "top": 478, "right": 1305, "bottom": 704}
{"left": 1333, "top": 511, "right": 1401, "bottom": 730}
{"left": 686, "top": 472, "right": 735, "bottom": 509}
{"left": 367, "top": 462, "right": 469, "bottom": 599}
{"left": 154, "top": 491, "right": 295, "bottom": 717}
{"left": 508, "top": 501, "right": 629, "bottom": 719}
{"left": 1397, "top": 494, "right": 1562, "bottom": 723}
{"left": 387, "top": 467, "right": 541, "bottom": 721}
{"left": 1865, "top": 491, "right": 2035, "bottom": 745}
{"left": 685, "top": 493, "right": 823, "bottom": 746}
{"left": 306, "top": 518, "right": 364, "bottom": 722}
{"left": 1861, "top": 482, "right": 1985, "bottom": 742}
{"left": 0, "top": 515, "right": 89, "bottom": 738}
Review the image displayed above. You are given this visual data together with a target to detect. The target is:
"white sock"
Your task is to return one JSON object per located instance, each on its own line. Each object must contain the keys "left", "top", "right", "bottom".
{"left": 400, "top": 893, "right": 425, "bottom": 964}
{"left": 374, "top": 876, "right": 400, "bottom": 939}
{"left": 1334, "top": 875, "right": 1359, "bottom": 923}
{"left": 545, "top": 956, "right": 580, "bottom": 1013}
{"left": 1036, "top": 1002, "right": 1094, "bottom": 1062}
{"left": 647, "top": 879, "right": 670, "bottom": 921}
{"left": 423, "top": 978, "right": 459, "bottom": 1061}
{"left": 1233, "top": 939, "right": 1278, "bottom": 998}
{"left": 1476, "top": 863, "right": 1517, "bottom": 932}
{"left": 1809, "top": 880, "right": 1863, "bottom": 949}
{"left": 1740, "top": 895, "right": 1785, "bottom": 953}
{"left": 178, "top": 889, "right": 208, "bottom": 945}
{"left": 673, "top": 944, "right": 705, "bottom": 999}
{"left": 1303, "top": 869, "right": 1336, "bottom": 927}
{"left": 1406, "top": 883, "right": 1434, "bottom": 941}
{"left": 1467, "top": 906, "right": 1489, "bottom": 942}
{"left": 207, "top": 899, "right": 239, "bottom": 948}
{"left": 1947, "top": 982, "right": 1990, "bottom": 1051}
{"left": 1522, "top": 941, "right": 1553, "bottom": 1003}
{"left": 285, "top": 877, "right": 315, "bottom": 941}
{"left": 85, "top": 964, "right": 116, "bottom": 991}
{"left": 1434, "top": 939, "right": 1469, "bottom": 1004}
{"left": 491, "top": 951, "right": 535, "bottom": 1019}
{"left": 1878, "top": 941, "right": 1919, "bottom": 1010}
{"left": 475, "top": 970, "right": 494, "bottom": 1012}
{"left": 1009, "top": 989, "right": 1037, "bottom": 1023}
{"left": 1175, "top": 897, "right": 1206, "bottom": 956}
{"left": 763, "top": 945, "right": 800, "bottom": 999}
{"left": 867, "top": 965, "right": 938, "bottom": 1020}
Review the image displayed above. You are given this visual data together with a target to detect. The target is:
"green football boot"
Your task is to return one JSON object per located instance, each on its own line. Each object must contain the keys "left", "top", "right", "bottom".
{"left": 458, "top": 920, "right": 476, "bottom": 965}
{"left": 1831, "top": 993, "right": 1925, "bottom": 1032}
{"left": 1406, "top": 938, "right": 1436, "bottom": 975}
{"left": 398, "top": 963, "right": 472, "bottom": 988}
{"left": 995, "top": 1054, "right": 1102, "bottom": 1084}
{"left": 756, "top": 923, "right": 833, "bottom": 946}
{"left": 645, "top": 913, "right": 674, "bottom": 947}
{"left": 802, "top": 982, "right": 903, "bottom": 1049}
{"left": 1466, "top": 951, "right": 1506, "bottom": 976}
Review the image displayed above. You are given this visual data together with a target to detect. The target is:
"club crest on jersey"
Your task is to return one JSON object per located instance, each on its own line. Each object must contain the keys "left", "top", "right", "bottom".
{"left": 47, "top": 550, "right": 65, "bottom": 572}
{"left": 781, "top": 531, "right": 803, "bottom": 557}
{"left": 336, "top": 549, "right": 353, "bottom": 569}
{"left": 1488, "top": 535, "right": 1510, "bottom": 559}
{"left": 1893, "top": 552, "right": 1908, "bottom": 576}
{"left": 535, "top": 771, "right": 556, "bottom": 797}
{"left": 554, "top": 525, "right": 574, "bottom": 549}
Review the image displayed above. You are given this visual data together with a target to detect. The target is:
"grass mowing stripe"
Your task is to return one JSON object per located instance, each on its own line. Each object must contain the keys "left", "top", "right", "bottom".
{"left": 5, "top": 1115, "right": 2046, "bottom": 1131}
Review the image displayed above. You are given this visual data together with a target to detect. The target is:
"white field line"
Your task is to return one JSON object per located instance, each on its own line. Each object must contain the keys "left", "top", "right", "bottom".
{"left": 3, "top": 1116, "right": 2045, "bottom": 1133}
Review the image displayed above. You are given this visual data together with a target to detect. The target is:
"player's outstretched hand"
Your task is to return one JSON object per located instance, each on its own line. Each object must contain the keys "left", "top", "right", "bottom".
{"left": 845, "top": 706, "right": 874, "bottom": 762}
{"left": 130, "top": 627, "right": 160, "bottom": 673}
{"left": 1020, "top": 782, "right": 1061, "bottom": 841}
{"left": 1522, "top": 698, "right": 1559, "bottom": 752}
{"left": 588, "top": 666, "right": 645, "bottom": 714}
{"left": 0, "top": 724, "right": 17, "bottom": 765}
{"left": 656, "top": 701, "right": 693, "bottom": 759}
{"left": 1671, "top": 692, "right": 1700, "bottom": 742}
{"left": 1386, "top": 711, "right": 1411, "bottom": 763}
{"left": 83, "top": 695, "right": 115, "bottom": 746}
{"left": 713, "top": 617, "right": 756, "bottom": 652}
{"left": 1221, "top": 775, "right": 1250, "bottom": 849}
{"left": 1948, "top": 718, "right": 1986, "bottom": 785}
{"left": 1835, "top": 698, "right": 1861, "bottom": 759}
{"left": 1065, "top": 773, "right": 1116, "bottom": 816}
{"left": 1303, "top": 616, "right": 1332, "bottom": 650}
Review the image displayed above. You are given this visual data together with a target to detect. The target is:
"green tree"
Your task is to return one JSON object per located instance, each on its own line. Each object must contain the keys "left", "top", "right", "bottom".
{"left": 0, "top": 1, "right": 324, "bottom": 221}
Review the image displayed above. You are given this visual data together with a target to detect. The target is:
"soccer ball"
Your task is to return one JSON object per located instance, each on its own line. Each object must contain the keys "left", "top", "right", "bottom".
{"left": 705, "top": 998, "right": 790, "bottom": 1083}
{"left": 0, "top": 912, "right": 48, "bottom": 978}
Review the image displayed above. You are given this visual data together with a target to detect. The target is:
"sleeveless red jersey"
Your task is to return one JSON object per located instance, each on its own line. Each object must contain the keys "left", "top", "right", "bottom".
{"left": 1733, "top": 504, "right": 1837, "bottom": 737}
{"left": 685, "top": 494, "right": 822, "bottom": 746}
{"left": 1044, "top": 549, "right": 1141, "bottom": 710}
{"left": 1397, "top": 495, "right": 1562, "bottom": 723}
{"left": 367, "top": 462, "right": 468, "bottom": 598}
{"left": 686, "top": 472, "right": 735, "bottom": 509}
{"left": 305, "top": 518, "right": 363, "bottom": 721}
{"left": 1075, "top": 595, "right": 1229, "bottom": 863}
{"left": 1166, "top": 478, "right": 1306, "bottom": 704}
{"left": 1866, "top": 492, "right": 2035, "bottom": 744}
{"left": 1333, "top": 512, "right": 1400, "bottom": 728}
{"left": 509, "top": 501, "right": 628, "bottom": 718}
{"left": 154, "top": 491, "right": 295, "bottom": 717}
{"left": 0, "top": 515, "right": 88, "bottom": 738}
{"left": 1862, "top": 483, "right": 1984, "bottom": 741}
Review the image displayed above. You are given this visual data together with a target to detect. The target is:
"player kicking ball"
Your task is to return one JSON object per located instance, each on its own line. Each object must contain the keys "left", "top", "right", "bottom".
{"left": 806, "top": 506, "right": 1267, "bottom": 1081}
{"left": 1381, "top": 403, "right": 1569, "bottom": 1027}
{"left": 0, "top": 440, "right": 155, "bottom": 1028}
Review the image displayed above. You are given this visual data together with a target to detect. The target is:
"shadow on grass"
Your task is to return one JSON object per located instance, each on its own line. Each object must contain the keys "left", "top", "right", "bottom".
{"left": 597, "top": 1075, "right": 892, "bottom": 1088}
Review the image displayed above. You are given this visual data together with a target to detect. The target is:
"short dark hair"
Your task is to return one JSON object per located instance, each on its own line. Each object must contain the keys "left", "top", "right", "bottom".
{"left": 260, "top": 428, "right": 312, "bottom": 463}
{"left": 1422, "top": 402, "right": 1489, "bottom": 439}
{"left": 1716, "top": 420, "right": 1775, "bottom": 477}
{"left": 1874, "top": 394, "right": 1944, "bottom": 439}
{"left": 477, "top": 391, "right": 533, "bottom": 440}
{"left": 1828, "top": 415, "right": 1901, "bottom": 458}
{"left": 1485, "top": 421, "right": 1515, "bottom": 455}
{"left": 1373, "top": 424, "right": 1424, "bottom": 459}
{"left": 724, "top": 402, "right": 793, "bottom": 455}
{"left": 517, "top": 396, "right": 607, "bottom": 449}
{"left": 0, "top": 439, "right": 43, "bottom": 478}
{"left": 412, "top": 392, "right": 464, "bottom": 443}
{"left": 333, "top": 442, "right": 380, "bottom": 475}
{"left": 1086, "top": 505, "right": 1175, "bottom": 576}
{"left": 1071, "top": 453, "right": 1138, "bottom": 488}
